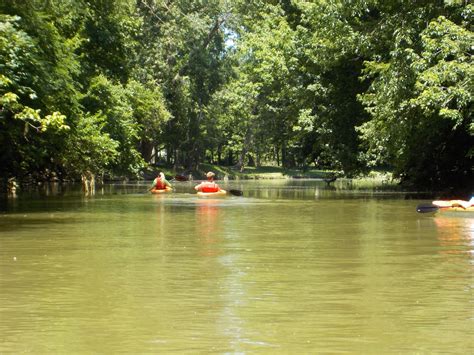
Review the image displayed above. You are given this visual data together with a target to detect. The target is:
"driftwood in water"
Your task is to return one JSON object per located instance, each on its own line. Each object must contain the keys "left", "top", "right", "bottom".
{"left": 323, "top": 176, "right": 337, "bottom": 186}
{"left": 81, "top": 171, "right": 95, "bottom": 195}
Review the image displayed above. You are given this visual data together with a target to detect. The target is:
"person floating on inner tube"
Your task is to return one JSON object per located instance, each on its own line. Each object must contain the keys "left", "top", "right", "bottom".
{"left": 432, "top": 196, "right": 474, "bottom": 209}
{"left": 194, "top": 171, "right": 221, "bottom": 193}
{"left": 149, "top": 172, "right": 172, "bottom": 192}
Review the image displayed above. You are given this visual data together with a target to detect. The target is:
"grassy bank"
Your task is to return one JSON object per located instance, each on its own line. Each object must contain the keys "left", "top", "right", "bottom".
{"left": 145, "top": 164, "right": 395, "bottom": 184}
{"left": 145, "top": 164, "right": 333, "bottom": 180}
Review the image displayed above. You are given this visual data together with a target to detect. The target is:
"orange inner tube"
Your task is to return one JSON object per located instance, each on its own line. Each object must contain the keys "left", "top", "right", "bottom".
{"left": 151, "top": 187, "right": 172, "bottom": 194}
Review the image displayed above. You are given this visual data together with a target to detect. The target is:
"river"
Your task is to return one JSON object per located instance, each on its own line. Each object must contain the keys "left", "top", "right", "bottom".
{"left": 1, "top": 180, "right": 473, "bottom": 353}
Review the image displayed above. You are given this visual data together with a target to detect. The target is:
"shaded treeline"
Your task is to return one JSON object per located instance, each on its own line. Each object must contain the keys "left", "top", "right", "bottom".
{"left": 0, "top": 0, "right": 472, "bottom": 190}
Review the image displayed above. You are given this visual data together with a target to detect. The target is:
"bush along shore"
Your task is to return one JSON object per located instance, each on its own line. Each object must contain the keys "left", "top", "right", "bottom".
{"left": 5, "top": 164, "right": 471, "bottom": 199}
{"left": 144, "top": 164, "right": 398, "bottom": 188}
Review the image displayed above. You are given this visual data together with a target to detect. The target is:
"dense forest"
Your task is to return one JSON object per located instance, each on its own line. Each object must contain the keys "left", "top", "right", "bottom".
{"left": 1, "top": 0, "right": 472, "bottom": 191}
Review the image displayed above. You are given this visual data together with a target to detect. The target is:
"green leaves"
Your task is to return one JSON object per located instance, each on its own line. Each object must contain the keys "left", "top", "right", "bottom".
{"left": 410, "top": 16, "right": 473, "bottom": 128}
{"left": 0, "top": 15, "right": 70, "bottom": 135}
{"left": 356, "top": 2, "right": 473, "bottom": 188}
{"left": 61, "top": 112, "right": 119, "bottom": 176}
{"left": 0, "top": 0, "right": 471, "bottom": 189}
{"left": 81, "top": 75, "right": 146, "bottom": 175}
{"left": 14, "top": 108, "right": 69, "bottom": 132}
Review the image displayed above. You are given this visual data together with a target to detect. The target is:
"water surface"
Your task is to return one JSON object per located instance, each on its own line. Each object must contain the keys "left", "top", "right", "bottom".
{"left": 1, "top": 180, "right": 473, "bottom": 353}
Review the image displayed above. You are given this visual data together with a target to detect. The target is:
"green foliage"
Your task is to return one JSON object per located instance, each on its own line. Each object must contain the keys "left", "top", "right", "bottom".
{"left": 0, "top": 13, "right": 73, "bottom": 178}
{"left": 81, "top": 75, "right": 144, "bottom": 176}
{"left": 61, "top": 112, "right": 119, "bottom": 176}
{"left": 358, "top": 4, "right": 473, "bottom": 188}
{"left": 210, "top": 4, "right": 304, "bottom": 169}
{"left": 411, "top": 16, "right": 472, "bottom": 127}
{"left": 135, "top": 0, "right": 232, "bottom": 169}
{"left": 0, "top": 0, "right": 471, "bottom": 190}
{"left": 80, "top": 0, "right": 140, "bottom": 83}
{"left": 125, "top": 79, "right": 171, "bottom": 142}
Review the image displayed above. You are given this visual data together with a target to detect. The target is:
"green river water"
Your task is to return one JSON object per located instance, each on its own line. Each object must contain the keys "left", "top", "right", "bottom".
{"left": 0, "top": 180, "right": 473, "bottom": 353}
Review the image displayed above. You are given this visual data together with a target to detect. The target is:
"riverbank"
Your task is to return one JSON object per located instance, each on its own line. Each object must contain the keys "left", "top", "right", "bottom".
{"left": 1, "top": 164, "right": 393, "bottom": 194}
{"left": 144, "top": 164, "right": 336, "bottom": 180}
{"left": 144, "top": 164, "right": 396, "bottom": 185}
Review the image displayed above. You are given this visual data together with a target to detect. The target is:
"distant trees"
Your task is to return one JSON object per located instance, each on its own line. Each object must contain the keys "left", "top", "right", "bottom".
{"left": 212, "top": 0, "right": 473, "bottom": 188}
{"left": 1, "top": 0, "right": 472, "bottom": 190}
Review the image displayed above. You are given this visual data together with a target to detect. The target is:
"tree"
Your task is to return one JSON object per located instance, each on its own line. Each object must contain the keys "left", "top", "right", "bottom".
{"left": 125, "top": 80, "right": 171, "bottom": 163}
{"left": 1, "top": 0, "right": 471, "bottom": 191}
{"left": 212, "top": 4, "right": 304, "bottom": 169}
{"left": 137, "top": 0, "right": 232, "bottom": 170}
{"left": 357, "top": 3, "right": 473, "bottom": 189}
{"left": 81, "top": 75, "right": 144, "bottom": 176}
{"left": 288, "top": 0, "right": 374, "bottom": 173}
{"left": 61, "top": 112, "right": 118, "bottom": 192}
{"left": 0, "top": 10, "right": 75, "bottom": 182}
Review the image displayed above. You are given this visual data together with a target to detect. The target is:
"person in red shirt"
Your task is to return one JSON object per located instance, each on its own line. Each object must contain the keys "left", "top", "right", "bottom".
{"left": 194, "top": 171, "right": 221, "bottom": 193}
{"left": 149, "top": 172, "right": 172, "bottom": 192}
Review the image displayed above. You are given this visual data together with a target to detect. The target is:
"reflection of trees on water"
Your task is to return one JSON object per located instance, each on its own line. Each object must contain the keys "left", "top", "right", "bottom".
{"left": 235, "top": 179, "right": 406, "bottom": 201}
{"left": 13, "top": 180, "right": 409, "bottom": 201}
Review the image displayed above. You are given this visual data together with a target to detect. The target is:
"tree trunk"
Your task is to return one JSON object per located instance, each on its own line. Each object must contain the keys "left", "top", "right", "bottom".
{"left": 187, "top": 101, "right": 203, "bottom": 171}
{"left": 217, "top": 145, "right": 222, "bottom": 165}
{"left": 166, "top": 146, "right": 173, "bottom": 165}
{"left": 173, "top": 149, "right": 180, "bottom": 170}
{"left": 282, "top": 143, "right": 287, "bottom": 168}
{"left": 209, "top": 147, "right": 214, "bottom": 164}
{"left": 238, "top": 130, "right": 252, "bottom": 172}
{"left": 256, "top": 147, "right": 261, "bottom": 167}
{"left": 247, "top": 154, "right": 255, "bottom": 167}
{"left": 140, "top": 140, "right": 154, "bottom": 163}
{"left": 227, "top": 150, "right": 233, "bottom": 166}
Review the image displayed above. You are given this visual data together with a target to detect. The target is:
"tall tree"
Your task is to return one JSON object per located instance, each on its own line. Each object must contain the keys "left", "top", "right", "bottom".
{"left": 137, "top": 0, "right": 232, "bottom": 170}
{"left": 357, "top": 1, "right": 473, "bottom": 189}
{"left": 0, "top": 2, "right": 79, "bottom": 182}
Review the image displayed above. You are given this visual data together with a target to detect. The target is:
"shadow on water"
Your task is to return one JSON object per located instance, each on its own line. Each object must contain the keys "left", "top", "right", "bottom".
{"left": 0, "top": 179, "right": 441, "bottom": 214}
